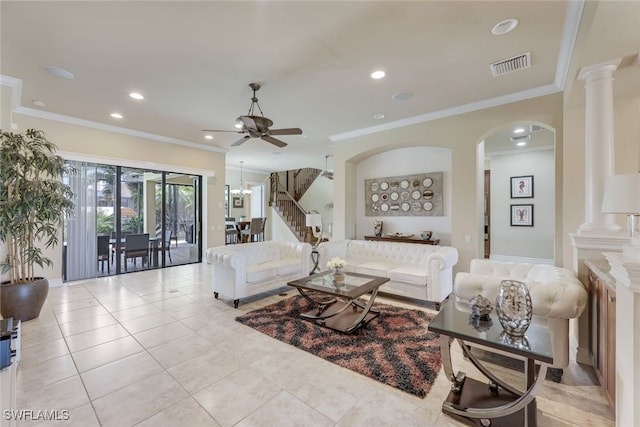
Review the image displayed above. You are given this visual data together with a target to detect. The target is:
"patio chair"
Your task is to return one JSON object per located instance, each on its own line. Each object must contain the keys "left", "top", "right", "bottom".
{"left": 124, "top": 233, "right": 149, "bottom": 271}
{"left": 97, "top": 235, "right": 110, "bottom": 274}
{"left": 158, "top": 229, "right": 172, "bottom": 262}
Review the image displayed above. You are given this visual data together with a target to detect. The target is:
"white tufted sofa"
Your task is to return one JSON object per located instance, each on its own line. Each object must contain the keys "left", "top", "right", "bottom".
{"left": 454, "top": 259, "right": 588, "bottom": 372}
{"left": 317, "top": 239, "right": 459, "bottom": 307}
{"left": 206, "top": 241, "right": 312, "bottom": 308}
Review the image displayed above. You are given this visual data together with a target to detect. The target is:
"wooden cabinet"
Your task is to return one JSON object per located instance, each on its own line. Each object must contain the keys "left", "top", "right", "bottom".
{"left": 586, "top": 261, "right": 616, "bottom": 413}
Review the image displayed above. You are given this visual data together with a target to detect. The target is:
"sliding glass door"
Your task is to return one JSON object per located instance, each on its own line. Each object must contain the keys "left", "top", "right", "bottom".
{"left": 64, "top": 161, "right": 202, "bottom": 281}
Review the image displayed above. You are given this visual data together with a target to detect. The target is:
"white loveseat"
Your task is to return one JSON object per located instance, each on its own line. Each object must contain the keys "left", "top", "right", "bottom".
{"left": 206, "top": 241, "right": 312, "bottom": 308}
{"left": 317, "top": 239, "right": 459, "bottom": 307}
{"left": 453, "top": 259, "right": 588, "bottom": 374}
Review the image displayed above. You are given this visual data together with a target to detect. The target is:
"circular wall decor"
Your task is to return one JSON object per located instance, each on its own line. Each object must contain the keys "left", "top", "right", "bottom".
{"left": 400, "top": 180, "right": 409, "bottom": 189}
{"left": 423, "top": 177, "right": 433, "bottom": 188}
{"left": 380, "top": 182, "right": 389, "bottom": 190}
{"left": 423, "top": 190, "right": 433, "bottom": 199}
{"left": 381, "top": 203, "right": 390, "bottom": 212}
{"left": 371, "top": 203, "right": 379, "bottom": 211}
{"left": 423, "top": 201, "right": 434, "bottom": 211}
{"left": 400, "top": 191, "right": 410, "bottom": 200}
{"left": 371, "top": 182, "right": 379, "bottom": 191}
{"left": 401, "top": 202, "right": 410, "bottom": 212}
{"left": 381, "top": 193, "right": 389, "bottom": 201}
{"left": 412, "top": 202, "right": 422, "bottom": 211}
{"left": 390, "top": 192, "right": 399, "bottom": 201}
{"left": 411, "top": 190, "right": 421, "bottom": 200}
{"left": 371, "top": 194, "right": 379, "bottom": 202}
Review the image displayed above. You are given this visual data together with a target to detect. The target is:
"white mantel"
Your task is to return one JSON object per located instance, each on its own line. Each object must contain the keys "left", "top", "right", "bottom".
{"left": 604, "top": 247, "right": 640, "bottom": 427}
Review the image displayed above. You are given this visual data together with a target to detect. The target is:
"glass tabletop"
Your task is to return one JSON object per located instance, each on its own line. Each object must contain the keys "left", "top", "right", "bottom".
{"left": 287, "top": 271, "right": 388, "bottom": 299}
{"left": 429, "top": 300, "right": 553, "bottom": 364}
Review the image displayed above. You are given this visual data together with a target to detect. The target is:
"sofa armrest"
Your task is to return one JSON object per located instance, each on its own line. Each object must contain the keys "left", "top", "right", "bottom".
{"left": 279, "top": 241, "right": 312, "bottom": 274}
{"left": 426, "top": 247, "right": 459, "bottom": 303}
{"left": 317, "top": 240, "right": 350, "bottom": 270}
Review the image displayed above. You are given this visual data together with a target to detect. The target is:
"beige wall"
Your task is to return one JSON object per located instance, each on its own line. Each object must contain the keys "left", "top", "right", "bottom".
{"left": 8, "top": 111, "right": 226, "bottom": 282}
{"left": 332, "top": 93, "right": 564, "bottom": 275}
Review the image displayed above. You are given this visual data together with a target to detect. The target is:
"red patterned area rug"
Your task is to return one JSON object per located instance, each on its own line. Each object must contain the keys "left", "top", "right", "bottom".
{"left": 235, "top": 294, "right": 442, "bottom": 398}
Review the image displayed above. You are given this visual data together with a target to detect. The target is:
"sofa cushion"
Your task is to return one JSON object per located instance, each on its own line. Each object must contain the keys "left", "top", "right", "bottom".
{"left": 388, "top": 265, "right": 428, "bottom": 286}
{"left": 271, "top": 258, "right": 301, "bottom": 276}
{"left": 343, "top": 258, "right": 368, "bottom": 273}
{"left": 245, "top": 263, "right": 278, "bottom": 283}
{"left": 356, "top": 261, "right": 400, "bottom": 277}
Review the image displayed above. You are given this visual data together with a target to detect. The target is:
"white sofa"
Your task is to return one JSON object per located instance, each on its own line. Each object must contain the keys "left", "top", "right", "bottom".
{"left": 453, "top": 259, "right": 588, "bottom": 375}
{"left": 206, "top": 241, "right": 312, "bottom": 308}
{"left": 317, "top": 239, "right": 459, "bottom": 307}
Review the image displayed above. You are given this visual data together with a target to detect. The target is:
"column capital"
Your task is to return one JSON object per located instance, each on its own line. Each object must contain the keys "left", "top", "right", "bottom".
{"left": 578, "top": 58, "right": 622, "bottom": 83}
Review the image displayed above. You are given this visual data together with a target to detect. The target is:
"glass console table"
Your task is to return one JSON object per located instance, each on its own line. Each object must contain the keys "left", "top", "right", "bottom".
{"left": 428, "top": 301, "right": 553, "bottom": 427}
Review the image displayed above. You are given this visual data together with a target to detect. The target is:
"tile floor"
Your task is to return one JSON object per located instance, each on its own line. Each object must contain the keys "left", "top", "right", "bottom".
{"left": 8, "top": 263, "right": 614, "bottom": 426}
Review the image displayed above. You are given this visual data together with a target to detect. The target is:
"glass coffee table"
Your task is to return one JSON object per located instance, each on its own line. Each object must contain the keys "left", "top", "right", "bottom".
{"left": 287, "top": 271, "right": 389, "bottom": 333}
{"left": 428, "top": 301, "right": 553, "bottom": 427}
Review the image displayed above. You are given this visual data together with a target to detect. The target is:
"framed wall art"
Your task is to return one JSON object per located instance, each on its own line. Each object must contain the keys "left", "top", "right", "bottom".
{"left": 511, "top": 175, "right": 533, "bottom": 198}
{"left": 364, "top": 172, "right": 443, "bottom": 217}
{"left": 233, "top": 196, "right": 244, "bottom": 208}
{"left": 511, "top": 204, "right": 533, "bottom": 226}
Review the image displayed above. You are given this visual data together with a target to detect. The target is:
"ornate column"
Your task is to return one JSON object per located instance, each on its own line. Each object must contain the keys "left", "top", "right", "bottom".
{"left": 578, "top": 58, "right": 622, "bottom": 235}
{"left": 605, "top": 248, "right": 640, "bottom": 427}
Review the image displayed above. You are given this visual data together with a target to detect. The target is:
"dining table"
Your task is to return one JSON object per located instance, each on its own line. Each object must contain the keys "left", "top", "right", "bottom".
{"left": 109, "top": 235, "right": 162, "bottom": 267}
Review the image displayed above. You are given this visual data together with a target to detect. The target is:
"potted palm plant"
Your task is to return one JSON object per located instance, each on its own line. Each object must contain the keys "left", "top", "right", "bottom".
{"left": 0, "top": 129, "right": 74, "bottom": 321}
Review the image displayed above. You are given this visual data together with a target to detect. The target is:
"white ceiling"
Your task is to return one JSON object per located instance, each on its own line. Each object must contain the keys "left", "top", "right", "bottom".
{"left": 1, "top": 1, "right": 638, "bottom": 173}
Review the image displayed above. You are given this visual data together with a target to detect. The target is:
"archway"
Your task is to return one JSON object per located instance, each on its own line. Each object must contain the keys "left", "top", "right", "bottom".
{"left": 478, "top": 122, "right": 556, "bottom": 264}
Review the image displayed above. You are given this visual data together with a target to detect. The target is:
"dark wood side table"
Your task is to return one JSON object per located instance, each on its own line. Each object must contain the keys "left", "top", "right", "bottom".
{"left": 364, "top": 235, "right": 440, "bottom": 245}
{"left": 429, "top": 301, "right": 553, "bottom": 427}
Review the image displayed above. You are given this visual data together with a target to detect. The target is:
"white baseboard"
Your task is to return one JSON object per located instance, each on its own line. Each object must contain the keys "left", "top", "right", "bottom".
{"left": 489, "top": 254, "right": 555, "bottom": 265}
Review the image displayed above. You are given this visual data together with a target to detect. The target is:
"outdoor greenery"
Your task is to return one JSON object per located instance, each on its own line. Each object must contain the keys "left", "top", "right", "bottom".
{"left": 0, "top": 129, "right": 75, "bottom": 284}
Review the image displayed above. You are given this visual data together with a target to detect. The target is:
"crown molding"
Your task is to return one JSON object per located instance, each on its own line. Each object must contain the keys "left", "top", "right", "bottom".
{"left": 329, "top": 83, "right": 561, "bottom": 142}
{"left": 1, "top": 74, "right": 228, "bottom": 155}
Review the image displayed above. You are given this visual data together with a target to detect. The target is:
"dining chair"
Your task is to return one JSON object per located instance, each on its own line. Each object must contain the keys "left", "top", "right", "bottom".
{"left": 225, "top": 221, "right": 240, "bottom": 244}
{"left": 124, "top": 233, "right": 149, "bottom": 271}
{"left": 240, "top": 217, "right": 265, "bottom": 242}
{"left": 97, "top": 235, "right": 110, "bottom": 274}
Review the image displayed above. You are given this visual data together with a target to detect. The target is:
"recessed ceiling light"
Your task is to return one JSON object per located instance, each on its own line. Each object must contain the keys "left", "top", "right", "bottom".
{"left": 516, "top": 141, "right": 527, "bottom": 147}
{"left": 43, "top": 66, "right": 74, "bottom": 79}
{"left": 513, "top": 127, "right": 526, "bottom": 134}
{"left": 204, "top": 135, "right": 214, "bottom": 140}
{"left": 129, "top": 92, "right": 144, "bottom": 100}
{"left": 373, "top": 113, "right": 386, "bottom": 120}
{"left": 492, "top": 18, "right": 519, "bottom": 36}
{"left": 392, "top": 92, "right": 413, "bottom": 101}
{"left": 371, "top": 70, "right": 386, "bottom": 79}
{"left": 110, "top": 112, "right": 123, "bottom": 119}
{"left": 32, "top": 100, "right": 46, "bottom": 107}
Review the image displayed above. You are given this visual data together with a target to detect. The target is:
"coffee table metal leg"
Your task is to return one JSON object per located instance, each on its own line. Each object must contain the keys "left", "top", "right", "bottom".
{"left": 296, "top": 288, "right": 337, "bottom": 312}
{"left": 345, "top": 288, "right": 380, "bottom": 333}
{"left": 440, "top": 334, "right": 548, "bottom": 425}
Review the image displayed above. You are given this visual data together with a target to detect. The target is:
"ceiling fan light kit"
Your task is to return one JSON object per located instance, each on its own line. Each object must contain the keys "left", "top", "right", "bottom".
{"left": 203, "top": 83, "right": 302, "bottom": 148}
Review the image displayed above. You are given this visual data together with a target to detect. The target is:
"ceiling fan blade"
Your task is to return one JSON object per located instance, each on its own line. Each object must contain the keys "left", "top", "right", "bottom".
{"left": 268, "top": 127, "right": 303, "bottom": 136}
{"left": 231, "top": 135, "right": 251, "bottom": 146}
{"left": 202, "top": 129, "right": 243, "bottom": 133}
{"left": 261, "top": 135, "right": 287, "bottom": 147}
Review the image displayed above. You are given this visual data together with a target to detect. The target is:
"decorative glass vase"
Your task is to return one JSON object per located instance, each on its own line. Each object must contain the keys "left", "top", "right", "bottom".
{"left": 374, "top": 220, "right": 383, "bottom": 237}
{"left": 495, "top": 280, "right": 532, "bottom": 337}
{"left": 332, "top": 266, "right": 346, "bottom": 283}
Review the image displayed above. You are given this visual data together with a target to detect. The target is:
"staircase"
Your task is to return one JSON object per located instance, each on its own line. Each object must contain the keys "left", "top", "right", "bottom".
{"left": 270, "top": 168, "right": 321, "bottom": 242}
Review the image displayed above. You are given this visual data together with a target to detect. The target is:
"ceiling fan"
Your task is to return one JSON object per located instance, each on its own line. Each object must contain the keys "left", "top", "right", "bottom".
{"left": 203, "top": 83, "right": 302, "bottom": 148}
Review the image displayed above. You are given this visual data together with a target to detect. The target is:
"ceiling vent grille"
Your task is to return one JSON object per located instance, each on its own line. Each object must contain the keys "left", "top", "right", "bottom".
{"left": 530, "top": 124, "right": 545, "bottom": 132}
{"left": 490, "top": 52, "right": 531, "bottom": 77}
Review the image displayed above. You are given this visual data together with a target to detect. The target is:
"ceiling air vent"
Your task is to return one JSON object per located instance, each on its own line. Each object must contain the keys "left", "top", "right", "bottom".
{"left": 490, "top": 52, "right": 531, "bottom": 77}
{"left": 510, "top": 134, "right": 530, "bottom": 143}
{"left": 530, "top": 124, "right": 545, "bottom": 132}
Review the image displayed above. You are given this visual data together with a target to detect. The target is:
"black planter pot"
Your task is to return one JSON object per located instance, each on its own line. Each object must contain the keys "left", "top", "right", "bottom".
{"left": 0, "top": 278, "right": 49, "bottom": 322}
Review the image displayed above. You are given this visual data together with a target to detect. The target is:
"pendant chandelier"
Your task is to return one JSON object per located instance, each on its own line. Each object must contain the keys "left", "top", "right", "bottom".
{"left": 231, "top": 160, "right": 252, "bottom": 196}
